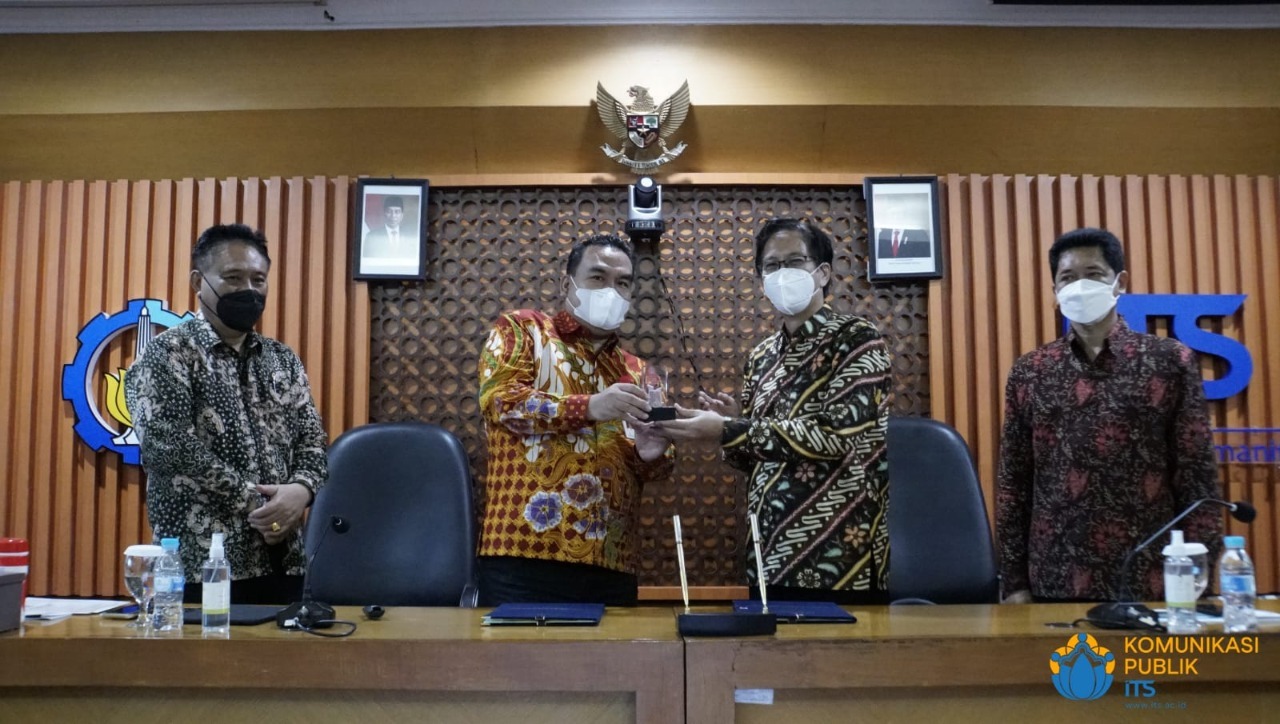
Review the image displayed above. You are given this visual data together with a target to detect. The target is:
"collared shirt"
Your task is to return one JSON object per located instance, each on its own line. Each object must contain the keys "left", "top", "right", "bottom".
{"left": 477, "top": 309, "right": 673, "bottom": 574}
{"left": 125, "top": 317, "right": 328, "bottom": 581}
{"left": 721, "top": 306, "right": 892, "bottom": 592}
{"left": 996, "top": 318, "right": 1222, "bottom": 601}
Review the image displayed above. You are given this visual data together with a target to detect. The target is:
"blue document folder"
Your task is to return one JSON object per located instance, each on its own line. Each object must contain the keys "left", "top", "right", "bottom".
{"left": 733, "top": 600, "right": 856, "bottom": 623}
{"left": 482, "top": 602, "right": 606, "bottom": 626}
{"left": 182, "top": 604, "right": 281, "bottom": 626}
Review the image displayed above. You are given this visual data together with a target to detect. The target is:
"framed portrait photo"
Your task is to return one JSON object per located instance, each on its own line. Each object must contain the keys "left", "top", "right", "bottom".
{"left": 864, "top": 176, "right": 944, "bottom": 282}
{"left": 351, "top": 178, "right": 429, "bottom": 281}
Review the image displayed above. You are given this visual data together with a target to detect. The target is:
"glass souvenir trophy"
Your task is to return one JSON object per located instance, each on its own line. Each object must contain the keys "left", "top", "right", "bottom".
{"left": 642, "top": 363, "right": 676, "bottom": 422}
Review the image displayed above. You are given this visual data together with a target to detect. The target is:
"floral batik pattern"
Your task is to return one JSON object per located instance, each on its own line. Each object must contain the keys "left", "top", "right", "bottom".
{"left": 477, "top": 309, "right": 673, "bottom": 573}
{"left": 997, "top": 319, "right": 1222, "bottom": 600}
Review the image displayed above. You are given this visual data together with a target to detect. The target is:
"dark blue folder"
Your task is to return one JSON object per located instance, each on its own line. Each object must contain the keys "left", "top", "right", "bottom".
{"left": 181, "top": 604, "right": 281, "bottom": 626}
{"left": 733, "top": 600, "right": 856, "bottom": 623}
{"left": 482, "top": 602, "right": 606, "bottom": 626}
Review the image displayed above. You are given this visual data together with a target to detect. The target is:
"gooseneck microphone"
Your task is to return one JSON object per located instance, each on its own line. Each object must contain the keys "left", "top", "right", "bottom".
{"left": 1086, "top": 498, "right": 1255, "bottom": 630}
{"left": 277, "top": 515, "right": 350, "bottom": 633}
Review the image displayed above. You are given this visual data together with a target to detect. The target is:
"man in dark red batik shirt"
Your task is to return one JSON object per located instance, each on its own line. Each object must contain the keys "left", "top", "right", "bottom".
{"left": 997, "top": 227, "right": 1222, "bottom": 604}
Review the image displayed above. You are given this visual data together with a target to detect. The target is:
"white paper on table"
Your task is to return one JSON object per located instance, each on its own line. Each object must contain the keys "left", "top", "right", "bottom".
{"left": 1155, "top": 608, "right": 1280, "bottom": 625}
{"left": 24, "top": 597, "right": 128, "bottom": 618}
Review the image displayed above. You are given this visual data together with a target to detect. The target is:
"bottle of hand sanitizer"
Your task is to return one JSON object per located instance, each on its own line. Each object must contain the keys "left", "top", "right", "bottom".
{"left": 201, "top": 532, "right": 231, "bottom": 638}
{"left": 1162, "top": 530, "right": 1205, "bottom": 635}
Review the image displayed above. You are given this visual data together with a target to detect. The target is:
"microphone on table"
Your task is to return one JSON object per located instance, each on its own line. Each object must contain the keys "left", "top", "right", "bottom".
{"left": 1086, "top": 499, "right": 1255, "bottom": 630}
{"left": 277, "top": 515, "right": 350, "bottom": 632}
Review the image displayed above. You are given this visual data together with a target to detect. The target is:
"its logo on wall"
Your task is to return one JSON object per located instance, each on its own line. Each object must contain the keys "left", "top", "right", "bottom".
{"left": 1050, "top": 633, "right": 1115, "bottom": 701}
{"left": 61, "top": 299, "right": 194, "bottom": 465}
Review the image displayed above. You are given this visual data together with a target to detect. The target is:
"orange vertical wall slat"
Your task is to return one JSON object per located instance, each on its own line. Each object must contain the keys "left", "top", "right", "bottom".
{"left": 116, "top": 181, "right": 150, "bottom": 576}
{"left": 930, "top": 174, "right": 1280, "bottom": 593}
{"left": 279, "top": 178, "right": 304, "bottom": 357}
{"left": 967, "top": 174, "right": 998, "bottom": 527}
{"left": 329, "top": 177, "right": 358, "bottom": 434}
{"left": 259, "top": 178, "right": 284, "bottom": 343}
{"left": 0, "top": 176, "right": 368, "bottom": 596}
{"left": 30, "top": 182, "right": 65, "bottom": 594}
{"left": 1011, "top": 176, "right": 1038, "bottom": 359}
{"left": 173, "top": 179, "right": 198, "bottom": 316}
{"left": 1033, "top": 177, "right": 1058, "bottom": 345}
{"left": 12, "top": 184, "right": 45, "bottom": 580}
{"left": 945, "top": 175, "right": 974, "bottom": 443}
{"left": 73, "top": 181, "right": 107, "bottom": 593}
{"left": 0, "top": 184, "right": 22, "bottom": 542}
{"left": 50, "top": 181, "right": 86, "bottom": 594}
{"left": 94, "top": 180, "right": 128, "bottom": 593}
{"left": 1250, "top": 177, "right": 1280, "bottom": 590}
{"left": 989, "top": 174, "right": 1016, "bottom": 526}
{"left": 304, "top": 178, "right": 328, "bottom": 421}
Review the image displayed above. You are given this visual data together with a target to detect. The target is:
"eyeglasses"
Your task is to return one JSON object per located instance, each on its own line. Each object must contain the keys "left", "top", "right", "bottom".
{"left": 761, "top": 256, "right": 815, "bottom": 275}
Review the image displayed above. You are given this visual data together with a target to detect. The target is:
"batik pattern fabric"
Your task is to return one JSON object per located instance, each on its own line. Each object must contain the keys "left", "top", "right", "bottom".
{"left": 721, "top": 307, "right": 892, "bottom": 593}
{"left": 997, "top": 319, "right": 1223, "bottom": 601}
{"left": 124, "top": 317, "right": 328, "bottom": 581}
{"left": 477, "top": 309, "right": 673, "bottom": 574}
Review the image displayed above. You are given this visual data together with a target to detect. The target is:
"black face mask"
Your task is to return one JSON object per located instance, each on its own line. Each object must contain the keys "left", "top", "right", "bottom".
{"left": 201, "top": 276, "right": 266, "bottom": 333}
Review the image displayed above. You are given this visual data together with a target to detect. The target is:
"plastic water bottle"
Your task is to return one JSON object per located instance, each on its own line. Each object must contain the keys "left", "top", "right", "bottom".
{"left": 1220, "top": 535, "right": 1257, "bottom": 634}
{"left": 152, "top": 537, "right": 185, "bottom": 636}
{"left": 1162, "top": 530, "right": 1205, "bottom": 635}
{"left": 201, "top": 532, "right": 231, "bottom": 638}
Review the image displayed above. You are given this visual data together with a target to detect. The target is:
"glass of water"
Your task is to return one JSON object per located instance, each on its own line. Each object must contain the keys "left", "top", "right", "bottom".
{"left": 123, "top": 544, "right": 164, "bottom": 630}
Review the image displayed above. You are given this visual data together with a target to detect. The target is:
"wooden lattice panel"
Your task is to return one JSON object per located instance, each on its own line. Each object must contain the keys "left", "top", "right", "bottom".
{"left": 369, "top": 185, "right": 929, "bottom": 586}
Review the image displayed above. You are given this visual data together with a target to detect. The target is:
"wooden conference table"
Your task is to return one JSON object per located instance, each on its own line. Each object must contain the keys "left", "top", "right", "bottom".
{"left": 2, "top": 603, "right": 1278, "bottom": 724}
{"left": 685, "top": 602, "right": 1280, "bottom": 724}
{"left": 1, "top": 606, "right": 683, "bottom": 724}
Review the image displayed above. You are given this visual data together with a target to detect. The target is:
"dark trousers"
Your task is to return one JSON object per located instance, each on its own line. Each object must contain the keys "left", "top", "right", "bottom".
{"left": 477, "top": 556, "right": 638, "bottom": 607}
{"left": 182, "top": 543, "right": 303, "bottom": 605}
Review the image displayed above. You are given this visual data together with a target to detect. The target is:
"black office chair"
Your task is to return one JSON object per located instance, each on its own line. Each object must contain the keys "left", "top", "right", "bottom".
{"left": 306, "top": 422, "right": 477, "bottom": 607}
{"left": 886, "top": 416, "right": 1000, "bottom": 604}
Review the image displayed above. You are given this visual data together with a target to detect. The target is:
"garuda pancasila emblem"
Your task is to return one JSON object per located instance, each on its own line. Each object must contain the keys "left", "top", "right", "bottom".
{"left": 596, "top": 80, "right": 691, "bottom": 173}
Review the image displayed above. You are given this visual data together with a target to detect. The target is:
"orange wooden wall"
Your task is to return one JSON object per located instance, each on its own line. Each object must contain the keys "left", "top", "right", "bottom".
{"left": 0, "top": 177, "right": 369, "bottom": 596}
{"left": 931, "top": 173, "right": 1280, "bottom": 592}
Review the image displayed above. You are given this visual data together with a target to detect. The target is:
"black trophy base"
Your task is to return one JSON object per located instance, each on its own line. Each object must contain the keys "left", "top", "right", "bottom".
{"left": 277, "top": 600, "right": 336, "bottom": 629}
{"left": 677, "top": 611, "right": 777, "bottom": 637}
{"left": 644, "top": 407, "right": 677, "bottom": 423}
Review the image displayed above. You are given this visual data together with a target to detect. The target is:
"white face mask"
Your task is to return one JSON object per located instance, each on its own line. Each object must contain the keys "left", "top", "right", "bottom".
{"left": 1057, "top": 278, "right": 1119, "bottom": 325}
{"left": 763, "top": 267, "right": 819, "bottom": 316}
{"left": 569, "top": 279, "right": 630, "bottom": 331}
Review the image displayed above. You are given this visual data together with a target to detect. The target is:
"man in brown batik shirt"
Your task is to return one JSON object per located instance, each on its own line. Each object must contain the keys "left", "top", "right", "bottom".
{"left": 997, "top": 227, "right": 1221, "bottom": 603}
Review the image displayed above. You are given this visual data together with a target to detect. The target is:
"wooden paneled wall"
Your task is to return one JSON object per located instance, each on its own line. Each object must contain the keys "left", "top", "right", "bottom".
{"left": 930, "top": 174, "right": 1280, "bottom": 592}
{"left": 0, "top": 177, "right": 369, "bottom": 597}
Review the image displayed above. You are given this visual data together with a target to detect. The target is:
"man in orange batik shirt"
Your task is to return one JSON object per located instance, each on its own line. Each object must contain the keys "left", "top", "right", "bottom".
{"left": 476, "top": 233, "right": 673, "bottom": 606}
